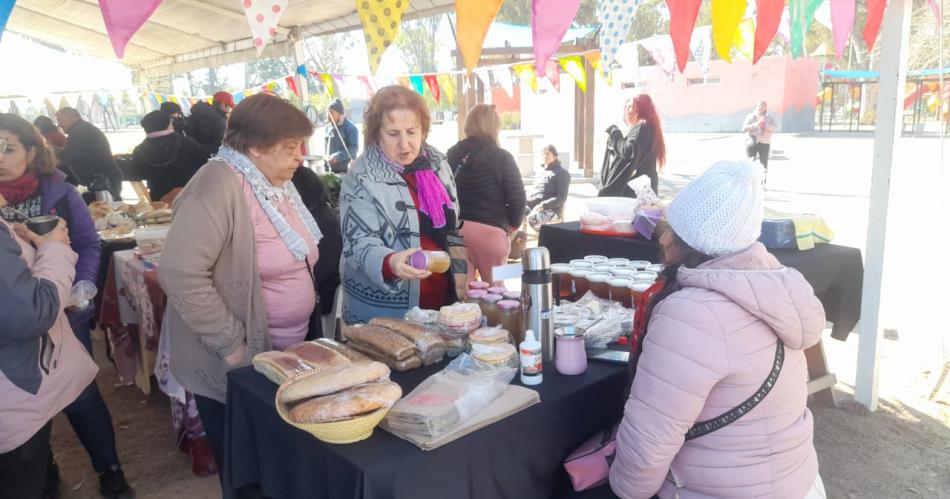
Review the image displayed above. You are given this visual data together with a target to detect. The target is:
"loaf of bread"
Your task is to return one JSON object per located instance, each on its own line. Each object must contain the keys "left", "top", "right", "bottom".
{"left": 252, "top": 351, "right": 313, "bottom": 384}
{"left": 347, "top": 342, "right": 423, "bottom": 372}
{"left": 285, "top": 341, "right": 352, "bottom": 370}
{"left": 314, "top": 338, "right": 370, "bottom": 363}
{"left": 342, "top": 324, "right": 416, "bottom": 361}
{"left": 288, "top": 382, "right": 403, "bottom": 424}
{"left": 369, "top": 318, "right": 446, "bottom": 365}
{"left": 279, "top": 361, "right": 390, "bottom": 403}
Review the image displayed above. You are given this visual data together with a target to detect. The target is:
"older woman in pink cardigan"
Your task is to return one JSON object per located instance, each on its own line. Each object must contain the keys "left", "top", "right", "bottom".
{"left": 609, "top": 161, "right": 827, "bottom": 499}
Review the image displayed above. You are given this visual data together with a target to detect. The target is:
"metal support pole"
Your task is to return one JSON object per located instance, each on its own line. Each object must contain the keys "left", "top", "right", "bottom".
{"left": 855, "top": 0, "right": 913, "bottom": 411}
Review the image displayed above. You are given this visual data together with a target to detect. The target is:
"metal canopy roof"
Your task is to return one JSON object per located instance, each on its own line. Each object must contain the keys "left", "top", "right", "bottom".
{"left": 7, "top": 0, "right": 455, "bottom": 77}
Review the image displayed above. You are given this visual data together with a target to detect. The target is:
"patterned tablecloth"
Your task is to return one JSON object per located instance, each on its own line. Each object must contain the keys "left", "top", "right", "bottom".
{"left": 98, "top": 249, "right": 216, "bottom": 477}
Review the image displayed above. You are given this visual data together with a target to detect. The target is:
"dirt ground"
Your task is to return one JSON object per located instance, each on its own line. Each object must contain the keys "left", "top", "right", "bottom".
{"left": 50, "top": 331, "right": 950, "bottom": 499}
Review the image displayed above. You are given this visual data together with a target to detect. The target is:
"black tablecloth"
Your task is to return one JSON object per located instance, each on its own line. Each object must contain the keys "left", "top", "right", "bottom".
{"left": 538, "top": 222, "right": 863, "bottom": 340}
{"left": 225, "top": 359, "right": 629, "bottom": 499}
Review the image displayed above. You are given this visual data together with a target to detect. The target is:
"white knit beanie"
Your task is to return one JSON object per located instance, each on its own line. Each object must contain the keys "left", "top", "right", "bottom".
{"left": 666, "top": 160, "right": 764, "bottom": 256}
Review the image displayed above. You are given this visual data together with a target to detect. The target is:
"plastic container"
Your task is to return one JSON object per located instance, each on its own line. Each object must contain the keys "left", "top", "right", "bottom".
{"left": 608, "top": 277, "right": 634, "bottom": 307}
{"left": 586, "top": 272, "right": 613, "bottom": 299}
{"left": 585, "top": 197, "right": 637, "bottom": 218}
{"left": 555, "top": 327, "right": 587, "bottom": 375}
{"left": 569, "top": 268, "right": 590, "bottom": 299}
{"left": 410, "top": 250, "right": 451, "bottom": 273}
{"left": 519, "top": 330, "right": 543, "bottom": 386}
{"left": 551, "top": 263, "right": 573, "bottom": 299}
{"left": 628, "top": 280, "right": 653, "bottom": 302}
{"left": 569, "top": 259, "right": 593, "bottom": 269}
{"left": 607, "top": 258, "right": 629, "bottom": 267}
{"left": 628, "top": 260, "right": 651, "bottom": 270}
{"left": 480, "top": 293, "right": 504, "bottom": 326}
{"left": 609, "top": 267, "right": 636, "bottom": 279}
{"left": 647, "top": 264, "right": 665, "bottom": 274}
{"left": 583, "top": 255, "right": 608, "bottom": 264}
{"left": 592, "top": 264, "right": 614, "bottom": 274}
{"left": 497, "top": 300, "right": 523, "bottom": 344}
{"left": 468, "top": 281, "right": 491, "bottom": 290}
{"left": 631, "top": 271, "right": 659, "bottom": 282}
{"left": 465, "top": 289, "right": 488, "bottom": 303}
{"left": 135, "top": 226, "right": 169, "bottom": 255}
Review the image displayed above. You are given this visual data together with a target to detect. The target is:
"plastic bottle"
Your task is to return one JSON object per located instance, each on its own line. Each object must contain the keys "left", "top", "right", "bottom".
{"left": 519, "top": 329, "right": 543, "bottom": 386}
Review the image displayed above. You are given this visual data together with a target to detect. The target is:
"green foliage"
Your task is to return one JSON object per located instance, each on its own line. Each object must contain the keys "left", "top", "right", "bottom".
{"left": 500, "top": 111, "right": 521, "bottom": 130}
{"left": 245, "top": 56, "right": 292, "bottom": 87}
{"left": 396, "top": 16, "right": 442, "bottom": 73}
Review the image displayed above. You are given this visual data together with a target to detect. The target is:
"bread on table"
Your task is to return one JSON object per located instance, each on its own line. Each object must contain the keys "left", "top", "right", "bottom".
{"left": 253, "top": 351, "right": 314, "bottom": 384}
{"left": 279, "top": 361, "right": 390, "bottom": 403}
{"left": 288, "top": 382, "right": 403, "bottom": 424}
{"left": 313, "top": 338, "right": 371, "bottom": 363}
{"left": 285, "top": 341, "right": 352, "bottom": 370}
{"left": 347, "top": 341, "right": 423, "bottom": 372}
{"left": 368, "top": 317, "right": 445, "bottom": 365}
{"left": 342, "top": 324, "right": 416, "bottom": 361}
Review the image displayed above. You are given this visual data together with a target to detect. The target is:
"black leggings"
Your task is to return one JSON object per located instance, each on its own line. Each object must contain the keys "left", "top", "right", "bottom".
{"left": 0, "top": 422, "right": 52, "bottom": 499}
{"left": 752, "top": 142, "right": 771, "bottom": 171}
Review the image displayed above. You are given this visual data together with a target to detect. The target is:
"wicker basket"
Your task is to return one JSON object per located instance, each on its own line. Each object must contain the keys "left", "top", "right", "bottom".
{"left": 274, "top": 374, "right": 392, "bottom": 444}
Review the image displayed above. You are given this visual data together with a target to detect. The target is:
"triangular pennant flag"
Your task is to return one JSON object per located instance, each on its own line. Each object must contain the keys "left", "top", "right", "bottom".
{"left": 320, "top": 73, "right": 335, "bottom": 96}
{"left": 233, "top": 91, "right": 245, "bottom": 104}
{"left": 733, "top": 18, "right": 756, "bottom": 60}
{"left": 690, "top": 25, "right": 712, "bottom": 74}
{"left": 396, "top": 75, "right": 412, "bottom": 89}
{"left": 148, "top": 94, "right": 159, "bottom": 110}
{"left": 408, "top": 74, "right": 426, "bottom": 96}
{"left": 297, "top": 64, "right": 307, "bottom": 77}
{"left": 357, "top": 0, "right": 409, "bottom": 74}
{"left": 424, "top": 74, "right": 441, "bottom": 103}
{"left": 640, "top": 37, "right": 676, "bottom": 81}
{"left": 285, "top": 75, "right": 299, "bottom": 97}
{"left": 830, "top": 0, "right": 855, "bottom": 59}
{"left": 599, "top": 0, "right": 639, "bottom": 68}
{"left": 98, "top": 0, "right": 164, "bottom": 59}
{"left": 156, "top": 94, "right": 165, "bottom": 104}
{"left": 542, "top": 59, "right": 560, "bottom": 91}
{"left": 927, "top": 0, "right": 941, "bottom": 22}
{"left": 583, "top": 51, "right": 609, "bottom": 81}
{"left": 753, "top": 0, "right": 785, "bottom": 62}
{"left": 532, "top": 0, "right": 581, "bottom": 73}
{"left": 437, "top": 73, "right": 456, "bottom": 103}
{"left": 0, "top": 0, "right": 15, "bottom": 44}
{"left": 559, "top": 56, "right": 587, "bottom": 93}
{"left": 790, "top": 0, "right": 824, "bottom": 57}
{"left": 241, "top": 0, "right": 288, "bottom": 55}
{"left": 666, "top": 0, "right": 703, "bottom": 72}
{"left": 492, "top": 67, "right": 515, "bottom": 98}
{"left": 456, "top": 0, "right": 505, "bottom": 73}
{"left": 711, "top": 0, "right": 747, "bottom": 62}
{"left": 862, "top": 0, "right": 886, "bottom": 52}
{"left": 357, "top": 76, "right": 375, "bottom": 97}
{"left": 513, "top": 63, "right": 538, "bottom": 93}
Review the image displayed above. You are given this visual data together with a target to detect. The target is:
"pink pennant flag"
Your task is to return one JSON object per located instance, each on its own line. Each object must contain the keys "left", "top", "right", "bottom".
{"left": 927, "top": 0, "right": 941, "bottom": 22}
{"left": 830, "top": 0, "right": 855, "bottom": 59}
{"left": 543, "top": 59, "right": 560, "bottom": 92}
{"left": 357, "top": 76, "right": 376, "bottom": 97}
{"left": 531, "top": 0, "right": 581, "bottom": 73}
{"left": 241, "top": 0, "right": 288, "bottom": 55}
{"left": 98, "top": 0, "right": 164, "bottom": 59}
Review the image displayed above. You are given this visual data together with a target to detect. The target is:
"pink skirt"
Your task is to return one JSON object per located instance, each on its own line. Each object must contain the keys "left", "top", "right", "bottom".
{"left": 459, "top": 221, "right": 511, "bottom": 284}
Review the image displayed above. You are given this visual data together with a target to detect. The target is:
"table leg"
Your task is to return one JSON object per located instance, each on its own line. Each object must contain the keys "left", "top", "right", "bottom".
{"left": 805, "top": 339, "right": 837, "bottom": 406}
{"left": 134, "top": 326, "right": 154, "bottom": 395}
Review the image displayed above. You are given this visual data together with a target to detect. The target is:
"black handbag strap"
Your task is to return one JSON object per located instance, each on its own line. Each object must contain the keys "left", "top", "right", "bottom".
{"left": 684, "top": 340, "right": 785, "bottom": 441}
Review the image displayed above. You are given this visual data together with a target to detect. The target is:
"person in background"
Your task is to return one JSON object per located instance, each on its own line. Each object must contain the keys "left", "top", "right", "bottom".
{"left": 132, "top": 110, "right": 215, "bottom": 202}
{"left": 609, "top": 161, "right": 826, "bottom": 499}
{"left": 447, "top": 104, "right": 525, "bottom": 282}
{"left": 32, "top": 116, "right": 67, "bottom": 151}
{"left": 0, "top": 218, "right": 98, "bottom": 499}
{"left": 600, "top": 94, "right": 666, "bottom": 197}
{"left": 743, "top": 100, "right": 777, "bottom": 181}
{"left": 159, "top": 101, "right": 188, "bottom": 136}
{"left": 0, "top": 114, "right": 134, "bottom": 499}
{"left": 340, "top": 85, "right": 459, "bottom": 324}
{"left": 526, "top": 144, "right": 570, "bottom": 231}
{"left": 187, "top": 91, "right": 234, "bottom": 151}
{"left": 324, "top": 98, "right": 359, "bottom": 174}
{"left": 55, "top": 107, "right": 123, "bottom": 200}
{"left": 159, "top": 94, "right": 320, "bottom": 479}
{"left": 292, "top": 167, "right": 343, "bottom": 338}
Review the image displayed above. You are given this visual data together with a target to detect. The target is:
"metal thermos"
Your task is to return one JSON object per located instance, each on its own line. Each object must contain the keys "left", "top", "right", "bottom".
{"left": 522, "top": 247, "right": 554, "bottom": 362}
{"left": 90, "top": 173, "right": 114, "bottom": 203}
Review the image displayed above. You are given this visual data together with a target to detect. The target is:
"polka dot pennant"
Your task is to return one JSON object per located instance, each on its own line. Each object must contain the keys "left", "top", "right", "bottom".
{"left": 241, "top": 0, "right": 289, "bottom": 55}
{"left": 599, "top": 0, "right": 639, "bottom": 69}
{"left": 357, "top": 0, "right": 410, "bottom": 75}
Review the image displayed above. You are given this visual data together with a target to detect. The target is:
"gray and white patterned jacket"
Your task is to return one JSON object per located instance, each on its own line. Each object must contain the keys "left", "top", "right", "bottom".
{"left": 340, "top": 144, "right": 458, "bottom": 324}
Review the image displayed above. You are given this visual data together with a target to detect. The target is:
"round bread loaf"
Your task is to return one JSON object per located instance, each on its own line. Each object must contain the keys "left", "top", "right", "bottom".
{"left": 279, "top": 361, "right": 390, "bottom": 403}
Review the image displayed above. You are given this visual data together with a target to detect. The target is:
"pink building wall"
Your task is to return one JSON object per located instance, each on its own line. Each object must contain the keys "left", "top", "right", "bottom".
{"left": 638, "top": 56, "right": 819, "bottom": 132}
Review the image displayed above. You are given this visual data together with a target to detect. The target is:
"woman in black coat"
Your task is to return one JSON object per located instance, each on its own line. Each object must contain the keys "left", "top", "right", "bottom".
{"left": 600, "top": 93, "right": 666, "bottom": 197}
{"left": 447, "top": 104, "right": 526, "bottom": 283}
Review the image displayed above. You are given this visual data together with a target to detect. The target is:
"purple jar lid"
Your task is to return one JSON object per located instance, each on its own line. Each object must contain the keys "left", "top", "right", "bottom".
{"left": 502, "top": 291, "right": 521, "bottom": 300}
{"left": 409, "top": 250, "right": 429, "bottom": 270}
{"left": 482, "top": 293, "right": 503, "bottom": 303}
{"left": 466, "top": 289, "right": 488, "bottom": 299}
{"left": 497, "top": 299, "right": 520, "bottom": 310}
{"left": 487, "top": 286, "right": 508, "bottom": 295}
{"left": 468, "top": 281, "right": 491, "bottom": 290}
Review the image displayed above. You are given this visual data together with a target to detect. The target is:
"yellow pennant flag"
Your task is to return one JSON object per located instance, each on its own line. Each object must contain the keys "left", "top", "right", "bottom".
{"left": 244, "top": 89, "right": 254, "bottom": 98}
{"left": 320, "top": 74, "right": 335, "bottom": 96}
{"left": 711, "top": 0, "right": 747, "bottom": 62}
{"left": 456, "top": 0, "right": 505, "bottom": 73}
{"left": 396, "top": 76, "right": 412, "bottom": 89}
{"left": 357, "top": 0, "right": 409, "bottom": 74}
{"left": 583, "top": 51, "right": 611, "bottom": 85}
{"left": 559, "top": 56, "right": 587, "bottom": 93}
{"left": 733, "top": 18, "right": 756, "bottom": 60}
{"left": 437, "top": 73, "right": 456, "bottom": 104}
{"left": 513, "top": 63, "right": 538, "bottom": 93}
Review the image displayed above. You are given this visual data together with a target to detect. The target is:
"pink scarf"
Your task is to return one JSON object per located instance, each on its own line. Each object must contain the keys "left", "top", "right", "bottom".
{"left": 384, "top": 146, "right": 454, "bottom": 228}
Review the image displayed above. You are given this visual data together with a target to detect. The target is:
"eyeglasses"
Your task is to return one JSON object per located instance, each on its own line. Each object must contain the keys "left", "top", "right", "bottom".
{"left": 0, "top": 137, "right": 7, "bottom": 154}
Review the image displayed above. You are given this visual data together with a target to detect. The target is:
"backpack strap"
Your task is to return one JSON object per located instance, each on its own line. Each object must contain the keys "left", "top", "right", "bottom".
{"left": 684, "top": 340, "right": 785, "bottom": 441}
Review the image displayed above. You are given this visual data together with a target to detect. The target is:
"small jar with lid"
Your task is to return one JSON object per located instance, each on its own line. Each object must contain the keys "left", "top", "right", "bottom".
{"left": 628, "top": 260, "right": 651, "bottom": 270}
{"left": 593, "top": 264, "right": 614, "bottom": 274}
{"left": 496, "top": 299, "right": 523, "bottom": 344}
{"left": 569, "top": 268, "right": 591, "bottom": 299}
{"left": 479, "top": 293, "right": 503, "bottom": 326}
{"left": 551, "top": 263, "right": 573, "bottom": 299}
{"left": 465, "top": 289, "right": 487, "bottom": 303}
{"left": 584, "top": 255, "right": 608, "bottom": 264}
{"left": 610, "top": 267, "right": 637, "bottom": 279}
{"left": 586, "top": 272, "right": 613, "bottom": 299}
{"left": 487, "top": 286, "right": 508, "bottom": 296}
{"left": 502, "top": 291, "right": 521, "bottom": 302}
{"left": 410, "top": 250, "right": 451, "bottom": 273}
{"left": 608, "top": 277, "right": 634, "bottom": 307}
{"left": 468, "top": 281, "right": 491, "bottom": 291}
{"left": 628, "top": 280, "right": 653, "bottom": 303}
{"left": 569, "top": 259, "right": 593, "bottom": 269}
{"left": 607, "top": 258, "right": 629, "bottom": 267}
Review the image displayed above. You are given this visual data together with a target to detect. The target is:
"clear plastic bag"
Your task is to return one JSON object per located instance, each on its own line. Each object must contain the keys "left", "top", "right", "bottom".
{"left": 68, "top": 280, "right": 98, "bottom": 311}
{"left": 383, "top": 353, "right": 516, "bottom": 438}
{"left": 554, "top": 292, "right": 633, "bottom": 349}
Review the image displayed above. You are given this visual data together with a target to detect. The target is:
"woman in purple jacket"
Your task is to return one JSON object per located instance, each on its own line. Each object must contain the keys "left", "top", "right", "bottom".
{"left": 0, "top": 114, "right": 133, "bottom": 498}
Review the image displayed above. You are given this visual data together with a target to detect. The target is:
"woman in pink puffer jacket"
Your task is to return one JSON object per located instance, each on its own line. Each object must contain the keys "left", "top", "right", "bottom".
{"left": 609, "top": 161, "right": 827, "bottom": 499}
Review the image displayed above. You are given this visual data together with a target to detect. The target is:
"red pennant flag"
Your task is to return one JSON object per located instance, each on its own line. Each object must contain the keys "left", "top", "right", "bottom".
{"left": 424, "top": 74, "right": 441, "bottom": 103}
{"left": 666, "top": 0, "right": 703, "bottom": 72}
{"left": 753, "top": 0, "right": 784, "bottom": 63}
{"left": 284, "top": 76, "right": 299, "bottom": 97}
{"left": 862, "top": 0, "right": 887, "bottom": 52}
